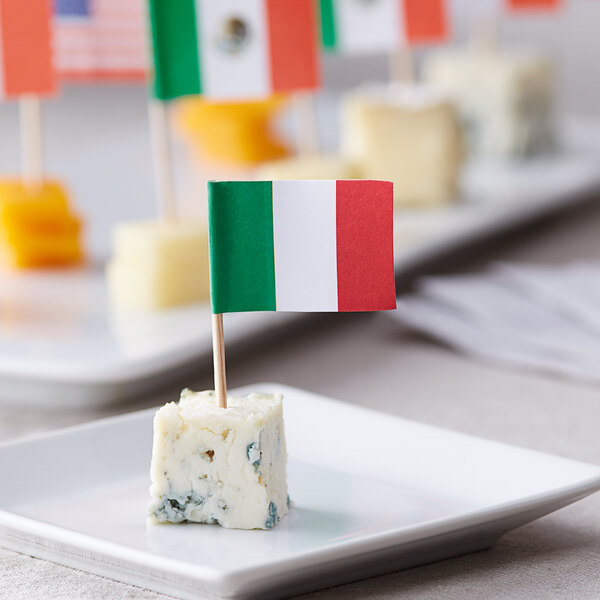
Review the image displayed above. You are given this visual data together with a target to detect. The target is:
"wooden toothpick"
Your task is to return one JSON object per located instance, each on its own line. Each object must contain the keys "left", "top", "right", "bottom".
{"left": 290, "top": 91, "right": 319, "bottom": 157}
{"left": 388, "top": 45, "right": 415, "bottom": 85}
{"left": 469, "top": 17, "right": 499, "bottom": 53}
{"left": 212, "top": 313, "right": 227, "bottom": 408}
{"left": 19, "top": 95, "right": 44, "bottom": 192}
{"left": 468, "top": 10, "right": 499, "bottom": 53}
{"left": 148, "top": 99, "right": 177, "bottom": 221}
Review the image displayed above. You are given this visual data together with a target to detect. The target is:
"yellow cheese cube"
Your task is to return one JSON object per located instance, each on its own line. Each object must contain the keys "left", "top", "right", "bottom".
{"left": 0, "top": 180, "right": 72, "bottom": 226}
{"left": 0, "top": 179, "right": 84, "bottom": 268}
{"left": 106, "top": 220, "right": 210, "bottom": 311}
{"left": 176, "top": 96, "right": 289, "bottom": 166}
{"left": 1, "top": 230, "right": 82, "bottom": 268}
{"left": 341, "top": 84, "right": 464, "bottom": 207}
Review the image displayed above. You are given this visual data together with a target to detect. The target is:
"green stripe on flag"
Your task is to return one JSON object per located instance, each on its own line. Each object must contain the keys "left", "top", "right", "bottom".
{"left": 148, "top": 0, "right": 202, "bottom": 100}
{"left": 319, "top": 0, "right": 337, "bottom": 50}
{"left": 208, "top": 181, "right": 276, "bottom": 314}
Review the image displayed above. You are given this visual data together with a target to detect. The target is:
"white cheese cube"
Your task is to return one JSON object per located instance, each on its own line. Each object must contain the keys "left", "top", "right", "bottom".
{"left": 423, "top": 49, "right": 554, "bottom": 158}
{"left": 106, "top": 220, "right": 209, "bottom": 310}
{"left": 148, "top": 390, "right": 289, "bottom": 530}
{"left": 256, "top": 154, "right": 358, "bottom": 181}
{"left": 341, "top": 83, "right": 464, "bottom": 207}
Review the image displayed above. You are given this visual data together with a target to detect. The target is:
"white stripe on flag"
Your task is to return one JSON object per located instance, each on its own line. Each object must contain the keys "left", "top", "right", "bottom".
{"left": 336, "top": 0, "right": 401, "bottom": 54}
{"left": 197, "top": 0, "right": 269, "bottom": 100}
{"left": 273, "top": 180, "right": 338, "bottom": 312}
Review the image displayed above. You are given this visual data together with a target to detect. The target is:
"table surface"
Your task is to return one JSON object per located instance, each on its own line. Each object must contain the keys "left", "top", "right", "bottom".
{"left": 2, "top": 87, "right": 600, "bottom": 599}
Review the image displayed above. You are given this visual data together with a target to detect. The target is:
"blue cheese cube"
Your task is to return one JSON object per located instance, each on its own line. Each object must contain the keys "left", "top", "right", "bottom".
{"left": 148, "top": 390, "right": 289, "bottom": 530}
{"left": 424, "top": 49, "right": 554, "bottom": 158}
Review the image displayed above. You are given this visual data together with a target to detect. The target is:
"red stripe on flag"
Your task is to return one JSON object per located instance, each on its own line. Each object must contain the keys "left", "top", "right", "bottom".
{"left": 58, "top": 69, "right": 146, "bottom": 81}
{"left": 266, "top": 0, "right": 319, "bottom": 93}
{"left": 507, "top": 0, "right": 561, "bottom": 10}
{"left": 403, "top": 0, "right": 448, "bottom": 45}
{"left": 0, "top": 0, "right": 56, "bottom": 96}
{"left": 336, "top": 180, "right": 396, "bottom": 312}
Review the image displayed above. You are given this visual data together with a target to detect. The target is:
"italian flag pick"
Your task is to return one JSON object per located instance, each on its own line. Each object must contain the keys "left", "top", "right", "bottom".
{"left": 0, "top": 0, "right": 56, "bottom": 98}
{"left": 320, "top": 0, "right": 448, "bottom": 54}
{"left": 149, "top": 0, "right": 320, "bottom": 101}
{"left": 208, "top": 180, "right": 397, "bottom": 314}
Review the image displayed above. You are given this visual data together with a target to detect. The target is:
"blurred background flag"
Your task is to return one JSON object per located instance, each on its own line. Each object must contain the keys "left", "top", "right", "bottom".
{"left": 0, "top": 0, "right": 56, "bottom": 97}
{"left": 507, "top": 0, "right": 561, "bottom": 10}
{"left": 149, "top": 0, "right": 320, "bottom": 101}
{"left": 53, "top": 0, "right": 148, "bottom": 80}
{"left": 403, "top": 0, "right": 448, "bottom": 45}
{"left": 208, "top": 180, "right": 396, "bottom": 314}
{"left": 320, "top": 0, "right": 448, "bottom": 54}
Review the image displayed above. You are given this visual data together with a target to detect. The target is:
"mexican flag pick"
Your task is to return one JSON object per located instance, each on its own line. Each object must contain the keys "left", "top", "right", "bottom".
{"left": 149, "top": 0, "right": 320, "bottom": 101}
{"left": 0, "top": 0, "right": 56, "bottom": 98}
{"left": 208, "top": 180, "right": 397, "bottom": 314}
{"left": 320, "top": 0, "right": 448, "bottom": 54}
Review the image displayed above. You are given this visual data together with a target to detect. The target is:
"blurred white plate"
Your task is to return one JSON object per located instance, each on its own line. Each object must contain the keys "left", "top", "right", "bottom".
{"left": 0, "top": 267, "right": 301, "bottom": 407}
{"left": 2, "top": 119, "right": 600, "bottom": 408}
{"left": 395, "top": 116, "right": 600, "bottom": 270}
{"left": 0, "top": 384, "right": 599, "bottom": 600}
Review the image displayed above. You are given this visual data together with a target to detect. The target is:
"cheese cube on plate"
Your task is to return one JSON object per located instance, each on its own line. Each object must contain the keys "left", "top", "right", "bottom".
{"left": 148, "top": 390, "right": 290, "bottom": 530}
{"left": 341, "top": 84, "right": 464, "bottom": 207}
{"left": 423, "top": 49, "right": 554, "bottom": 158}
{"left": 0, "top": 179, "right": 84, "bottom": 268}
{"left": 106, "top": 220, "right": 209, "bottom": 310}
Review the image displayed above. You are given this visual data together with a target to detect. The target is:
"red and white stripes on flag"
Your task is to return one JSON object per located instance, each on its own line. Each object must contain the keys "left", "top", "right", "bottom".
{"left": 208, "top": 180, "right": 397, "bottom": 314}
{"left": 320, "top": 0, "right": 448, "bottom": 54}
{"left": 53, "top": 0, "right": 148, "bottom": 80}
{"left": 149, "top": 0, "right": 320, "bottom": 101}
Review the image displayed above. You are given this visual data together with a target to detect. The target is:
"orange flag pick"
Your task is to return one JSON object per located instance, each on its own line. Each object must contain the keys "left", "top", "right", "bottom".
{"left": 0, "top": 0, "right": 57, "bottom": 188}
{"left": 507, "top": 0, "right": 562, "bottom": 11}
{"left": 403, "top": 0, "right": 449, "bottom": 46}
{"left": 0, "top": 0, "right": 56, "bottom": 97}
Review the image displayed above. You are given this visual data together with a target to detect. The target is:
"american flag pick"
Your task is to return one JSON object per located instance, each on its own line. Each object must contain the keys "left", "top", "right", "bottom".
{"left": 53, "top": 0, "right": 148, "bottom": 80}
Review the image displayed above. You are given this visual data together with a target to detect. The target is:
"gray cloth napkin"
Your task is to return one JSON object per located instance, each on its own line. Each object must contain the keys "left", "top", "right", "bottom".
{"left": 390, "top": 262, "right": 600, "bottom": 383}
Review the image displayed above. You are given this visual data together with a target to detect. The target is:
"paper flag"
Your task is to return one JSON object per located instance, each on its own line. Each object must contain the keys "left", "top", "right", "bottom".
{"left": 507, "top": 0, "right": 561, "bottom": 10}
{"left": 0, "top": 0, "right": 56, "bottom": 97}
{"left": 208, "top": 180, "right": 397, "bottom": 314}
{"left": 53, "top": 0, "right": 148, "bottom": 80}
{"left": 404, "top": 0, "right": 448, "bottom": 45}
{"left": 320, "top": 0, "right": 448, "bottom": 54}
{"left": 149, "top": 0, "right": 320, "bottom": 101}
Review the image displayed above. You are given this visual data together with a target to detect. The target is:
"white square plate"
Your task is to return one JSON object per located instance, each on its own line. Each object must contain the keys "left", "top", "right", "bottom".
{"left": 1, "top": 383, "right": 599, "bottom": 599}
